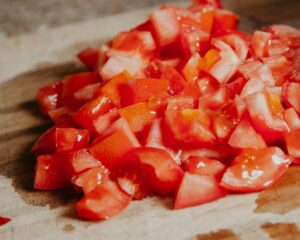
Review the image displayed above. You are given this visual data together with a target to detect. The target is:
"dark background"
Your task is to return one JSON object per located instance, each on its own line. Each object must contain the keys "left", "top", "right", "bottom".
{"left": 0, "top": 0, "right": 299, "bottom": 39}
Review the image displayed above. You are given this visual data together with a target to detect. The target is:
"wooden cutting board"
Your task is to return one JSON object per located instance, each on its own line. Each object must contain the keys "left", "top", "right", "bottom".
{"left": 0, "top": 1, "right": 300, "bottom": 239}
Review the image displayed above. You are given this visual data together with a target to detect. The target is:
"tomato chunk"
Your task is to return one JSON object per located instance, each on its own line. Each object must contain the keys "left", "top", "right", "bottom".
{"left": 133, "top": 147, "right": 184, "bottom": 195}
{"left": 174, "top": 173, "right": 227, "bottom": 209}
{"left": 77, "top": 48, "right": 101, "bottom": 71}
{"left": 0, "top": 216, "right": 11, "bottom": 226}
{"left": 37, "top": 82, "right": 62, "bottom": 115}
{"left": 283, "top": 82, "right": 300, "bottom": 114}
{"left": 34, "top": 154, "right": 69, "bottom": 190}
{"left": 76, "top": 180, "right": 131, "bottom": 220}
{"left": 221, "top": 147, "right": 292, "bottom": 192}
{"left": 285, "top": 129, "right": 300, "bottom": 164}
{"left": 31, "top": 127, "right": 89, "bottom": 155}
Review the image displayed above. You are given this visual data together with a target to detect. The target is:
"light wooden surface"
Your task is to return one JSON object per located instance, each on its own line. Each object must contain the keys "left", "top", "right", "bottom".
{"left": 0, "top": 1, "right": 300, "bottom": 240}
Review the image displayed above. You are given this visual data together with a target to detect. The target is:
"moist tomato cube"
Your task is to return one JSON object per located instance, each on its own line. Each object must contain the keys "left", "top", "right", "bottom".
{"left": 182, "top": 53, "right": 201, "bottom": 84}
{"left": 119, "top": 78, "right": 169, "bottom": 107}
{"left": 212, "top": 9, "right": 238, "bottom": 32}
{"left": 150, "top": 8, "right": 180, "bottom": 47}
{"left": 76, "top": 180, "right": 131, "bottom": 220}
{"left": 283, "top": 108, "right": 300, "bottom": 131}
{"left": 65, "top": 149, "right": 102, "bottom": 180}
{"left": 133, "top": 147, "right": 184, "bottom": 195}
{"left": 221, "top": 147, "right": 292, "bottom": 192}
{"left": 61, "top": 72, "right": 101, "bottom": 107}
{"left": 77, "top": 48, "right": 101, "bottom": 71}
{"left": 90, "top": 125, "right": 140, "bottom": 170}
{"left": 285, "top": 129, "right": 300, "bottom": 164}
{"left": 37, "top": 82, "right": 62, "bottom": 115}
{"left": 0, "top": 216, "right": 11, "bottom": 226}
{"left": 31, "top": 127, "right": 89, "bottom": 155}
{"left": 165, "top": 109, "right": 216, "bottom": 147}
{"left": 72, "top": 166, "right": 109, "bottom": 194}
{"left": 174, "top": 173, "right": 227, "bottom": 209}
{"left": 74, "top": 83, "right": 102, "bottom": 103}
{"left": 34, "top": 154, "right": 69, "bottom": 190}
{"left": 183, "top": 156, "right": 226, "bottom": 178}
{"left": 72, "top": 95, "right": 113, "bottom": 133}
{"left": 228, "top": 118, "right": 267, "bottom": 149}
{"left": 93, "top": 108, "right": 120, "bottom": 135}
{"left": 282, "top": 82, "right": 300, "bottom": 114}
{"left": 119, "top": 102, "right": 156, "bottom": 133}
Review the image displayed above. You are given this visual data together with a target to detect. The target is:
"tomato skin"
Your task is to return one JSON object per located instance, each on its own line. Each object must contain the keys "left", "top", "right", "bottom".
{"left": 221, "top": 147, "right": 292, "bottom": 192}
{"left": 90, "top": 125, "right": 140, "bottom": 171}
{"left": 165, "top": 109, "right": 216, "bottom": 148}
{"left": 76, "top": 180, "right": 131, "bottom": 220}
{"left": 93, "top": 108, "right": 120, "bottom": 135}
{"left": 174, "top": 173, "right": 227, "bottom": 209}
{"left": 245, "top": 91, "right": 289, "bottom": 143}
{"left": 183, "top": 156, "right": 226, "bottom": 178}
{"left": 212, "top": 9, "right": 238, "bottom": 33}
{"left": 282, "top": 82, "right": 300, "bottom": 114}
{"left": 72, "top": 166, "right": 109, "bottom": 194}
{"left": 133, "top": 147, "right": 184, "bottom": 195}
{"left": 119, "top": 102, "right": 156, "bottom": 133}
{"left": 31, "top": 127, "right": 89, "bottom": 155}
{"left": 77, "top": 48, "right": 101, "bottom": 71}
{"left": 119, "top": 78, "right": 169, "bottom": 107}
{"left": 34, "top": 154, "right": 69, "bottom": 190}
{"left": 285, "top": 129, "right": 300, "bottom": 164}
{"left": 37, "top": 82, "right": 62, "bottom": 115}
{"left": 65, "top": 149, "right": 102, "bottom": 180}
{"left": 0, "top": 216, "right": 11, "bottom": 226}
{"left": 228, "top": 118, "right": 267, "bottom": 150}
{"left": 61, "top": 72, "right": 101, "bottom": 107}
{"left": 72, "top": 95, "right": 113, "bottom": 133}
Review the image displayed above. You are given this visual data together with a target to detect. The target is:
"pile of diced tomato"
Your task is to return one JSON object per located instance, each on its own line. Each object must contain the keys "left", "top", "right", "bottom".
{"left": 32, "top": 0, "right": 300, "bottom": 220}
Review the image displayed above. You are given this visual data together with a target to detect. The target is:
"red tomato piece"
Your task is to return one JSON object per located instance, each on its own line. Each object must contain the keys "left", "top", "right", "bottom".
{"left": 182, "top": 53, "right": 201, "bottom": 84}
{"left": 65, "top": 149, "right": 102, "bottom": 180}
{"left": 77, "top": 48, "right": 101, "bottom": 71}
{"left": 226, "top": 77, "right": 247, "bottom": 96}
{"left": 192, "top": 0, "right": 222, "bottom": 8}
{"left": 198, "top": 87, "right": 229, "bottom": 111}
{"left": 282, "top": 82, "right": 300, "bottom": 114}
{"left": 116, "top": 167, "right": 152, "bottom": 200}
{"left": 133, "top": 147, "right": 184, "bottom": 195}
{"left": 245, "top": 91, "right": 289, "bottom": 143}
{"left": 90, "top": 126, "right": 140, "bottom": 170}
{"left": 93, "top": 108, "right": 120, "bottom": 135}
{"left": 283, "top": 108, "right": 300, "bottom": 131}
{"left": 72, "top": 166, "right": 109, "bottom": 194}
{"left": 72, "top": 95, "right": 113, "bottom": 132}
{"left": 174, "top": 173, "right": 227, "bottom": 209}
{"left": 31, "top": 127, "right": 89, "bottom": 155}
{"left": 211, "top": 113, "right": 235, "bottom": 140}
{"left": 101, "top": 71, "right": 132, "bottom": 106}
{"left": 221, "top": 147, "right": 292, "bottom": 192}
{"left": 76, "top": 180, "right": 131, "bottom": 220}
{"left": 251, "top": 31, "right": 272, "bottom": 59}
{"left": 61, "top": 72, "right": 100, "bottom": 107}
{"left": 48, "top": 107, "right": 74, "bottom": 124}
{"left": 212, "top": 9, "right": 238, "bottom": 32}
{"left": 0, "top": 216, "right": 11, "bottom": 226}
{"left": 150, "top": 8, "right": 180, "bottom": 48}
{"left": 37, "top": 82, "right": 62, "bottom": 115}
{"left": 118, "top": 78, "right": 169, "bottom": 107}
{"left": 228, "top": 118, "right": 267, "bottom": 149}
{"left": 119, "top": 102, "right": 156, "bottom": 133}
{"left": 74, "top": 83, "right": 102, "bottom": 103}
{"left": 165, "top": 109, "right": 216, "bottom": 147}
{"left": 285, "top": 129, "right": 300, "bottom": 164}
{"left": 183, "top": 156, "right": 226, "bottom": 178}
{"left": 34, "top": 154, "right": 69, "bottom": 190}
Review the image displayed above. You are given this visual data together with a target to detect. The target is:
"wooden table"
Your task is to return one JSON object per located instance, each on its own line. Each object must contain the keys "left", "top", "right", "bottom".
{"left": 0, "top": 1, "right": 299, "bottom": 239}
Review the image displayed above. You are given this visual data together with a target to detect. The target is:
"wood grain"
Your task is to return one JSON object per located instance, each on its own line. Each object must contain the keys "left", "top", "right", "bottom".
{"left": 0, "top": 1, "right": 300, "bottom": 240}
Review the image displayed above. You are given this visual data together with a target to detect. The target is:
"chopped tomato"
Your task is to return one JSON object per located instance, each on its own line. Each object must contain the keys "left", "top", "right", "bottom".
{"left": 77, "top": 48, "right": 101, "bottom": 71}
{"left": 72, "top": 95, "right": 113, "bottom": 133}
{"left": 0, "top": 216, "right": 11, "bottom": 226}
{"left": 212, "top": 9, "right": 238, "bottom": 33}
{"left": 118, "top": 78, "right": 169, "bottom": 107}
{"left": 133, "top": 147, "right": 184, "bottom": 195}
{"left": 282, "top": 82, "right": 300, "bottom": 114}
{"left": 76, "top": 180, "right": 131, "bottom": 220}
{"left": 221, "top": 147, "right": 292, "bottom": 192}
{"left": 90, "top": 125, "right": 140, "bottom": 170}
{"left": 72, "top": 166, "right": 109, "bottom": 194}
{"left": 119, "top": 102, "right": 156, "bottom": 133}
{"left": 31, "top": 127, "right": 89, "bottom": 155}
{"left": 174, "top": 173, "right": 227, "bottom": 209}
{"left": 165, "top": 109, "right": 216, "bottom": 147}
{"left": 37, "top": 82, "right": 62, "bottom": 115}
{"left": 183, "top": 156, "right": 226, "bottom": 177}
{"left": 285, "top": 129, "right": 300, "bottom": 164}
{"left": 34, "top": 154, "right": 69, "bottom": 190}
{"left": 283, "top": 108, "right": 300, "bottom": 131}
{"left": 93, "top": 108, "right": 120, "bottom": 135}
{"left": 74, "top": 83, "right": 102, "bottom": 103}
{"left": 182, "top": 53, "right": 201, "bottom": 84}
{"left": 228, "top": 118, "right": 267, "bottom": 149}
{"left": 251, "top": 31, "right": 271, "bottom": 59}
